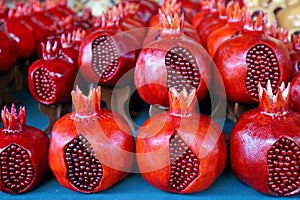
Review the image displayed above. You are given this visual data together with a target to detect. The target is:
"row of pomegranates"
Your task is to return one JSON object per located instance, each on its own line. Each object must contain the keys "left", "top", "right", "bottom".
{"left": 0, "top": 81, "right": 299, "bottom": 196}
{"left": 0, "top": 0, "right": 299, "bottom": 197}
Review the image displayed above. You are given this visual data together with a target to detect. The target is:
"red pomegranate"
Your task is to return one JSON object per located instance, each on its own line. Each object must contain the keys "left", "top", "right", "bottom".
{"left": 206, "top": 1, "right": 244, "bottom": 57}
{"left": 229, "top": 82, "right": 300, "bottom": 196}
{"left": 213, "top": 11, "right": 293, "bottom": 104}
{"left": 0, "top": 31, "right": 17, "bottom": 74}
{"left": 290, "top": 32, "right": 300, "bottom": 74}
{"left": 49, "top": 85, "right": 134, "bottom": 193}
{"left": 78, "top": 13, "right": 139, "bottom": 87}
{"left": 0, "top": 12, "right": 37, "bottom": 60}
{"left": 289, "top": 72, "right": 300, "bottom": 113}
{"left": 0, "top": 104, "right": 49, "bottom": 194}
{"left": 135, "top": 12, "right": 211, "bottom": 107}
{"left": 136, "top": 88, "right": 227, "bottom": 193}
{"left": 28, "top": 40, "right": 77, "bottom": 105}
{"left": 190, "top": 0, "right": 212, "bottom": 28}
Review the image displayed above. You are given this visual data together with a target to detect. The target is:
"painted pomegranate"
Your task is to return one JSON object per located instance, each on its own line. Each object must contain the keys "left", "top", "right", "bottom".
{"left": 28, "top": 40, "right": 77, "bottom": 105}
{"left": 49, "top": 85, "right": 134, "bottom": 193}
{"left": 0, "top": 104, "right": 49, "bottom": 194}
{"left": 135, "top": 12, "right": 211, "bottom": 107}
{"left": 206, "top": 1, "right": 244, "bottom": 57}
{"left": 136, "top": 88, "right": 227, "bottom": 193}
{"left": 230, "top": 82, "right": 300, "bottom": 196}
{"left": 0, "top": 31, "right": 17, "bottom": 74}
{"left": 289, "top": 72, "right": 300, "bottom": 113}
{"left": 0, "top": 14, "right": 37, "bottom": 60}
{"left": 213, "top": 11, "right": 293, "bottom": 104}
{"left": 78, "top": 13, "right": 139, "bottom": 87}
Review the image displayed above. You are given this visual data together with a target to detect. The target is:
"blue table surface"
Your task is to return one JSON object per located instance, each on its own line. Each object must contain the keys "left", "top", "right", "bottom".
{"left": 0, "top": 90, "right": 299, "bottom": 200}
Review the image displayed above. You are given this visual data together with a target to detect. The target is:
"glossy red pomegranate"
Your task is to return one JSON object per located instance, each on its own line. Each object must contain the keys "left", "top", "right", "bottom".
{"left": 290, "top": 32, "right": 300, "bottom": 74}
{"left": 289, "top": 72, "right": 300, "bottom": 113}
{"left": 136, "top": 88, "right": 227, "bottom": 193}
{"left": 213, "top": 11, "right": 293, "bottom": 104}
{"left": 135, "top": 13, "right": 211, "bottom": 107}
{"left": 230, "top": 82, "right": 300, "bottom": 196}
{"left": 191, "top": 0, "right": 214, "bottom": 28}
{"left": 28, "top": 40, "right": 77, "bottom": 105}
{"left": 0, "top": 31, "right": 17, "bottom": 74}
{"left": 0, "top": 14, "right": 37, "bottom": 60}
{"left": 0, "top": 104, "right": 49, "bottom": 194}
{"left": 49, "top": 85, "right": 134, "bottom": 193}
{"left": 206, "top": 1, "right": 244, "bottom": 57}
{"left": 78, "top": 14, "right": 139, "bottom": 87}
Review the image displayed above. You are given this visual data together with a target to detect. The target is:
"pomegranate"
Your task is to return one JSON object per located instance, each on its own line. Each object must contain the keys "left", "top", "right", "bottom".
{"left": 135, "top": 12, "right": 211, "bottom": 107}
{"left": 229, "top": 81, "right": 300, "bottom": 196}
{"left": 0, "top": 104, "right": 49, "bottom": 194}
{"left": 28, "top": 40, "right": 77, "bottom": 105}
{"left": 78, "top": 13, "right": 139, "bottom": 87}
{"left": 290, "top": 32, "right": 300, "bottom": 74}
{"left": 0, "top": 13, "right": 37, "bottom": 60}
{"left": 190, "top": 0, "right": 212, "bottom": 28}
{"left": 49, "top": 85, "right": 134, "bottom": 193}
{"left": 213, "top": 11, "right": 293, "bottom": 104}
{"left": 206, "top": 1, "right": 244, "bottom": 57}
{"left": 136, "top": 88, "right": 227, "bottom": 193}
{"left": 0, "top": 31, "right": 17, "bottom": 74}
{"left": 289, "top": 72, "right": 300, "bottom": 113}
{"left": 0, "top": 1, "right": 8, "bottom": 19}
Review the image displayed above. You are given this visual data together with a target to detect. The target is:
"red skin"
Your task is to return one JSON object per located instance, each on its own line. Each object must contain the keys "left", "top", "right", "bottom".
{"left": 135, "top": 33, "right": 211, "bottom": 106}
{"left": 136, "top": 89, "right": 227, "bottom": 193}
{"left": 289, "top": 72, "right": 300, "bottom": 113}
{"left": 196, "top": 10, "right": 219, "bottom": 38}
{"left": 0, "top": 31, "right": 17, "bottom": 74}
{"left": 0, "top": 105, "right": 49, "bottom": 194}
{"left": 206, "top": 21, "right": 243, "bottom": 57}
{"left": 78, "top": 27, "right": 139, "bottom": 87}
{"left": 180, "top": 0, "right": 202, "bottom": 23}
{"left": 229, "top": 86, "right": 300, "bottom": 196}
{"left": 49, "top": 86, "right": 134, "bottom": 193}
{"left": 0, "top": 18, "right": 37, "bottom": 60}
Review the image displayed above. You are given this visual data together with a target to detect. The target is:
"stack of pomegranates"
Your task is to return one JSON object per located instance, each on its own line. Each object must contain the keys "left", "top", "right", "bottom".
{"left": 1, "top": 0, "right": 300, "bottom": 197}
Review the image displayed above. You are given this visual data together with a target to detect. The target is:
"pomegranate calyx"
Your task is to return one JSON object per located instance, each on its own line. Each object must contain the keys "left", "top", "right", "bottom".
{"left": 258, "top": 81, "right": 290, "bottom": 116}
{"left": 227, "top": 1, "right": 244, "bottom": 23}
{"left": 243, "top": 10, "right": 265, "bottom": 33}
{"left": 161, "top": 0, "right": 182, "bottom": 16}
{"left": 61, "top": 32, "right": 75, "bottom": 48}
{"left": 71, "top": 85, "right": 101, "bottom": 119}
{"left": 74, "top": 29, "right": 86, "bottom": 43}
{"left": 292, "top": 32, "right": 300, "bottom": 51}
{"left": 160, "top": 11, "right": 184, "bottom": 36}
{"left": 42, "top": 40, "right": 60, "bottom": 59}
{"left": 168, "top": 87, "right": 197, "bottom": 117}
{"left": 1, "top": 104, "right": 26, "bottom": 133}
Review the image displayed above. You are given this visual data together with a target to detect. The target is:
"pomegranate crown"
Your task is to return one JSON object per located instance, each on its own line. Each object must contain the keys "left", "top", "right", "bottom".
{"left": 243, "top": 10, "right": 266, "bottom": 32}
{"left": 168, "top": 88, "right": 197, "bottom": 117}
{"left": 160, "top": 11, "right": 184, "bottom": 35}
{"left": 292, "top": 32, "right": 300, "bottom": 51}
{"left": 1, "top": 104, "right": 26, "bottom": 133}
{"left": 61, "top": 32, "right": 75, "bottom": 48}
{"left": 226, "top": 1, "right": 244, "bottom": 22}
{"left": 258, "top": 80, "right": 290, "bottom": 115}
{"left": 161, "top": 0, "right": 182, "bottom": 16}
{"left": 267, "top": 21, "right": 289, "bottom": 44}
{"left": 71, "top": 85, "right": 101, "bottom": 118}
{"left": 73, "top": 28, "right": 86, "bottom": 43}
{"left": 99, "top": 8, "right": 120, "bottom": 28}
{"left": 41, "top": 40, "right": 60, "bottom": 59}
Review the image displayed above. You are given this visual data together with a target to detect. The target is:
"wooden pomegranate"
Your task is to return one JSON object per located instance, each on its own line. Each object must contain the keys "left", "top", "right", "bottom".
{"left": 230, "top": 81, "right": 300, "bottom": 196}
{"left": 136, "top": 88, "right": 227, "bottom": 193}
{"left": 49, "top": 85, "right": 134, "bottom": 193}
